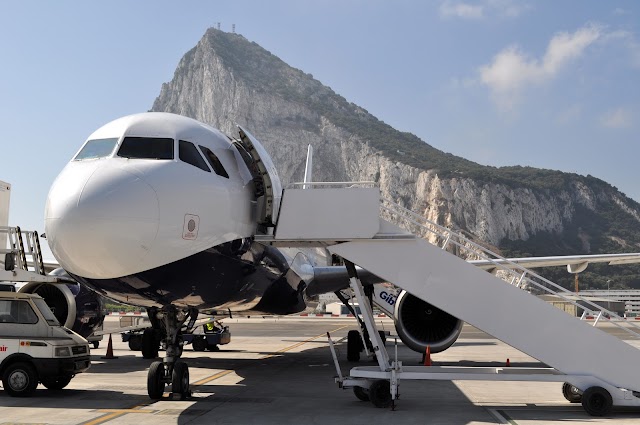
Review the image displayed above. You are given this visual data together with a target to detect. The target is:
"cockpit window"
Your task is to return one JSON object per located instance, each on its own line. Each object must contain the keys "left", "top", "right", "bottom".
{"left": 199, "top": 146, "right": 229, "bottom": 178}
{"left": 117, "top": 137, "right": 174, "bottom": 159}
{"left": 74, "top": 138, "right": 118, "bottom": 160}
{"left": 179, "top": 140, "right": 210, "bottom": 172}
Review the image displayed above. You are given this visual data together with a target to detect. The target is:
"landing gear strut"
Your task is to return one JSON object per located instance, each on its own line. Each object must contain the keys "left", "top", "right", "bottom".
{"left": 146, "top": 305, "right": 198, "bottom": 400}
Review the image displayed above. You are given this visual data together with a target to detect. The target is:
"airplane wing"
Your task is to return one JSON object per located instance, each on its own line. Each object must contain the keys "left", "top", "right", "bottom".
{"left": 305, "top": 252, "right": 640, "bottom": 295}
{"left": 470, "top": 252, "right": 640, "bottom": 274}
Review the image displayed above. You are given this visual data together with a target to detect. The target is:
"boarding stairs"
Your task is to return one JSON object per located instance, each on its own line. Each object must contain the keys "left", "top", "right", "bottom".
{"left": 0, "top": 226, "right": 58, "bottom": 283}
{"left": 265, "top": 182, "right": 640, "bottom": 414}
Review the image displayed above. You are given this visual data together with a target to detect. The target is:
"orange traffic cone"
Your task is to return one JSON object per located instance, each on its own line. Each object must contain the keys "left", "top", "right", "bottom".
{"left": 505, "top": 358, "right": 510, "bottom": 367}
{"left": 101, "top": 334, "right": 118, "bottom": 359}
{"left": 423, "top": 345, "right": 432, "bottom": 366}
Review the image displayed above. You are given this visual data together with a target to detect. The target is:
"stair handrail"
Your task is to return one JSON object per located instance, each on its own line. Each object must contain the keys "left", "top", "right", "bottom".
{"left": 380, "top": 197, "right": 640, "bottom": 340}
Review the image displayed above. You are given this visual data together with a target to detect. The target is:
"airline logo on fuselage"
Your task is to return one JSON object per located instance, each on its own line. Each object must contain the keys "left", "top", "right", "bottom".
{"left": 0, "top": 345, "right": 7, "bottom": 352}
{"left": 183, "top": 214, "right": 200, "bottom": 240}
{"left": 379, "top": 291, "right": 396, "bottom": 306}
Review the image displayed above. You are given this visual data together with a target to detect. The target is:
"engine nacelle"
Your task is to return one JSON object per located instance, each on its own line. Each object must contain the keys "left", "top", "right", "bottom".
{"left": 393, "top": 290, "right": 463, "bottom": 354}
{"left": 18, "top": 268, "right": 105, "bottom": 338}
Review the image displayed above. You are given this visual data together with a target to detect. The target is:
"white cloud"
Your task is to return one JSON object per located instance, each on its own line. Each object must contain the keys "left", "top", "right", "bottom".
{"left": 439, "top": 1, "right": 484, "bottom": 19}
{"left": 601, "top": 107, "right": 633, "bottom": 129}
{"left": 613, "top": 8, "right": 629, "bottom": 16}
{"left": 486, "top": 0, "right": 531, "bottom": 18}
{"left": 439, "top": 0, "right": 530, "bottom": 20}
{"left": 478, "top": 24, "right": 602, "bottom": 110}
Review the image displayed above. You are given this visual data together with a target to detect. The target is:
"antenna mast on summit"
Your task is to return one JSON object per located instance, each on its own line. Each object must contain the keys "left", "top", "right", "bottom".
{"left": 216, "top": 22, "right": 221, "bottom": 30}
{"left": 232, "top": 24, "right": 236, "bottom": 33}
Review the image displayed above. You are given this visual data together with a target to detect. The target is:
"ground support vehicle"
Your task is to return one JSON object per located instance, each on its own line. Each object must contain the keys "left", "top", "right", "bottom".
{"left": 0, "top": 292, "right": 90, "bottom": 396}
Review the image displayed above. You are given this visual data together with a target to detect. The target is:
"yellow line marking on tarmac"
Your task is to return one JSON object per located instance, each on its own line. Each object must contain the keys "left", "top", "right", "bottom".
{"left": 81, "top": 412, "right": 125, "bottom": 425}
{"left": 83, "top": 401, "right": 156, "bottom": 425}
{"left": 260, "top": 324, "right": 349, "bottom": 359}
{"left": 192, "top": 369, "right": 235, "bottom": 386}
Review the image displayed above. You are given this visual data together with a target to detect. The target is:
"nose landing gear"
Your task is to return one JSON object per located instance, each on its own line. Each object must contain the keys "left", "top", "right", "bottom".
{"left": 146, "top": 305, "right": 198, "bottom": 400}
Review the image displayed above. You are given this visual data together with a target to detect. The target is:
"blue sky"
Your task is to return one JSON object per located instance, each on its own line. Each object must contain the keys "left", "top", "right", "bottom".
{"left": 1, "top": 1, "right": 638, "bottom": 259}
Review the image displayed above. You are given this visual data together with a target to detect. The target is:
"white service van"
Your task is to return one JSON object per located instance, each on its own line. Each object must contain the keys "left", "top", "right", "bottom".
{"left": 0, "top": 292, "right": 91, "bottom": 396}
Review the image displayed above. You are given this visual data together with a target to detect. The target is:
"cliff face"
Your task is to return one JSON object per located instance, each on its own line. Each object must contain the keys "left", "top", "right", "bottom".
{"left": 151, "top": 29, "right": 640, "bottom": 283}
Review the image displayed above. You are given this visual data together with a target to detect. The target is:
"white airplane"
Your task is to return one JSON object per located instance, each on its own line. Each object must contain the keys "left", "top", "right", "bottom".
{"left": 42, "top": 112, "right": 640, "bottom": 399}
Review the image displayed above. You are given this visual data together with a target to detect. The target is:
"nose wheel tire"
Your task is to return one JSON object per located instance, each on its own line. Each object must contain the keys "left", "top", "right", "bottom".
{"left": 581, "top": 386, "right": 613, "bottom": 417}
{"left": 147, "top": 361, "right": 166, "bottom": 400}
{"left": 562, "top": 382, "right": 583, "bottom": 403}
{"left": 171, "top": 361, "right": 190, "bottom": 397}
{"left": 2, "top": 362, "right": 38, "bottom": 397}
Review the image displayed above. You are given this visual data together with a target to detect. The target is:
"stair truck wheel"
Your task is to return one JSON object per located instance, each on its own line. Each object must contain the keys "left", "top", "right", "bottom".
{"left": 92, "top": 341, "right": 100, "bottom": 349}
{"left": 353, "top": 386, "right": 370, "bottom": 401}
{"left": 2, "top": 362, "right": 38, "bottom": 397}
{"left": 41, "top": 375, "right": 73, "bottom": 390}
{"left": 581, "top": 386, "right": 613, "bottom": 416}
{"left": 369, "top": 380, "right": 392, "bottom": 408}
{"left": 142, "top": 329, "right": 159, "bottom": 359}
{"left": 147, "top": 361, "right": 165, "bottom": 400}
{"left": 562, "top": 382, "right": 583, "bottom": 403}
{"left": 171, "top": 361, "right": 190, "bottom": 396}
{"left": 347, "top": 330, "right": 361, "bottom": 362}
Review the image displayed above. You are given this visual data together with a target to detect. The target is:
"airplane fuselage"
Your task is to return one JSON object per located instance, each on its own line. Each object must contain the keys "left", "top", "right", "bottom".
{"left": 45, "top": 113, "right": 307, "bottom": 315}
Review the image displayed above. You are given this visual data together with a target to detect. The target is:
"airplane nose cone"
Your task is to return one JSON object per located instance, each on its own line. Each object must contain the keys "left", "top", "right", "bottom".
{"left": 45, "top": 165, "right": 159, "bottom": 279}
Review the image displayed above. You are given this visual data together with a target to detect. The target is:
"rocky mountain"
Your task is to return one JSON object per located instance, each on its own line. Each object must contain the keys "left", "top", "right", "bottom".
{"left": 151, "top": 28, "right": 640, "bottom": 289}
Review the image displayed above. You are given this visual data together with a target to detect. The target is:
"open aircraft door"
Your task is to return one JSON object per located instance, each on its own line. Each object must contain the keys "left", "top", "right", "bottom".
{"left": 234, "top": 126, "right": 282, "bottom": 230}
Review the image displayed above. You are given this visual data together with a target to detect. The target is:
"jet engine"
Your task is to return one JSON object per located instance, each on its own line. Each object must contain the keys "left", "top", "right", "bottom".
{"left": 18, "top": 269, "right": 105, "bottom": 339}
{"left": 393, "top": 290, "right": 463, "bottom": 353}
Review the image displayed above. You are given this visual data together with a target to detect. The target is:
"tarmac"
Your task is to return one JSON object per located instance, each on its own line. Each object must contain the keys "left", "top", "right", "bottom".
{"left": 2, "top": 316, "right": 640, "bottom": 424}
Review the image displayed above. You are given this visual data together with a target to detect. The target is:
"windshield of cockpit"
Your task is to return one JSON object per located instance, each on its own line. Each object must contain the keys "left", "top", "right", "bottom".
{"left": 117, "top": 137, "right": 174, "bottom": 159}
{"left": 74, "top": 137, "right": 119, "bottom": 160}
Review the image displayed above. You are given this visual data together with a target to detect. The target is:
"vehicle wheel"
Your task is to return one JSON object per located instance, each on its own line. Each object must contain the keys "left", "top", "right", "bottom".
{"left": 347, "top": 330, "right": 361, "bottom": 362}
{"left": 128, "top": 335, "right": 142, "bottom": 351}
{"left": 369, "top": 380, "right": 392, "bottom": 408}
{"left": 147, "top": 361, "right": 165, "bottom": 400}
{"left": 192, "top": 337, "right": 207, "bottom": 352}
{"left": 353, "top": 386, "right": 370, "bottom": 401}
{"left": 581, "top": 386, "right": 613, "bottom": 416}
{"left": 41, "top": 375, "right": 73, "bottom": 390}
{"left": 92, "top": 341, "right": 100, "bottom": 349}
{"left": 2, "top": 362, "right": 38, "bottom": 397}
{"left": 562, "top": 382, "right": 583, "bottom": 403}
{"left": 171, "top": 361, "right": 189, "bottom": 395}
{"left": 142, "top": 329, "right": 159, "bottom": 359}
{"left": 207, "top": 344, "right": 220, "bottom": 352}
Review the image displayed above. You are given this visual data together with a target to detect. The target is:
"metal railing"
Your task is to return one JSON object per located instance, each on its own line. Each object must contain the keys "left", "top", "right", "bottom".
{"left": 379, "top": 197, "right": 640, "bottom": 341}
{"left": 0, "top": 226, "right": 47, "bottom": 275}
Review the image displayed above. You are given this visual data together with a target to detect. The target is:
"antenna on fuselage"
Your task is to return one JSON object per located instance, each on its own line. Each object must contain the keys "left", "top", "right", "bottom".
{"left": 302, "top": 145, "right": 313, "bottom": 189}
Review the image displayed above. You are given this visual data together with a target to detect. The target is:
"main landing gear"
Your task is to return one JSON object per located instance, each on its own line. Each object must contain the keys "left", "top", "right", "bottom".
{"left": 146, "top": 305, "right": 198, "bottom": 400}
